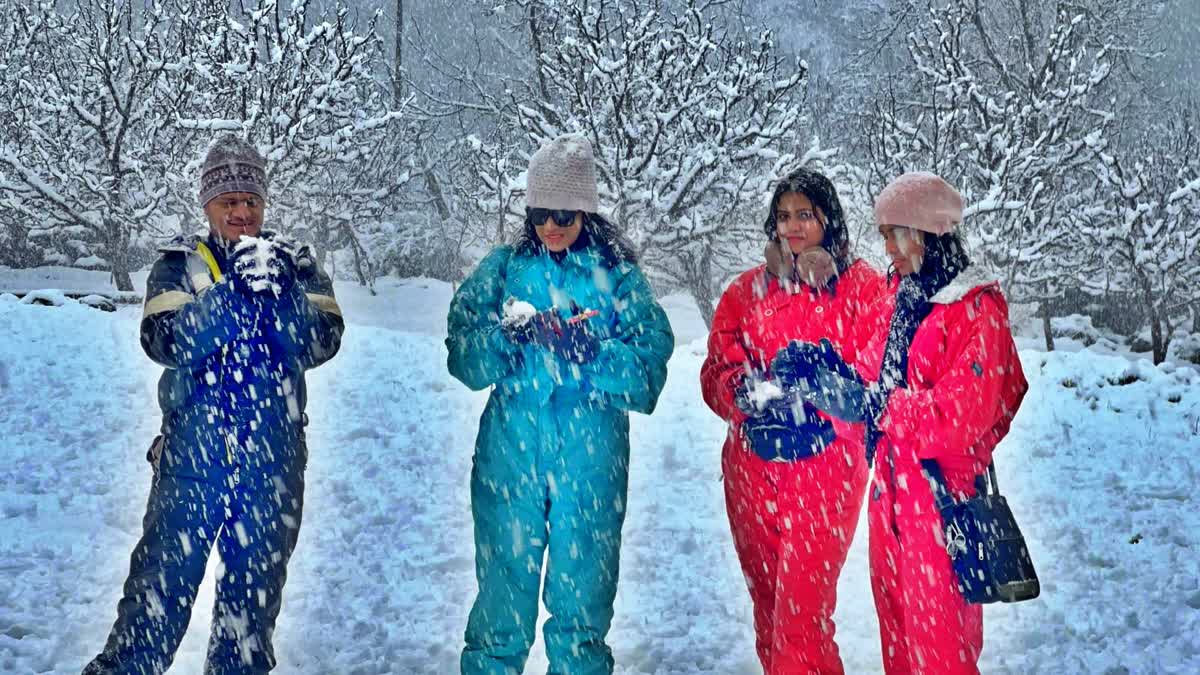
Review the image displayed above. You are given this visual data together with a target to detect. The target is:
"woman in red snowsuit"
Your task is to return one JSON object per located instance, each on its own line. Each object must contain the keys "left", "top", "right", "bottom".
{"left": 700, "top": 168, "right": 884, "bottom": 674}
{"left": 789, "top": 172, "right": 1028, "bottom": 674}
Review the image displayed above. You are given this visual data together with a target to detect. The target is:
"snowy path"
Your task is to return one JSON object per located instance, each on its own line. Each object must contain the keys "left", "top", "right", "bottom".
{"left": 2, "top": 280, "right": 1199, "bottom": 674}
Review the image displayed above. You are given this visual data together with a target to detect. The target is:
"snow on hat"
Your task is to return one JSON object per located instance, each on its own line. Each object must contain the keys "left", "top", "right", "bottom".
{"left": 198, "top": 134, "right": 268, "bottom": 207}
{"left": 874, "top": 171, "right": 963, "bottom": 235}
{"left": 526, "top": 133, "right": 600, "bottom": 213}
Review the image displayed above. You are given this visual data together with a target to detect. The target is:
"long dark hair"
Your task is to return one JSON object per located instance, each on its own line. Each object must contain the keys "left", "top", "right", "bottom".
{"left": 762, "top": 168, "right": 853, "bottom": 273}
{"left": 889, "top": 231, "right": 973, "bottom": 294}
{"left": 514, "top": 211, "right": 638, "bottom": 267}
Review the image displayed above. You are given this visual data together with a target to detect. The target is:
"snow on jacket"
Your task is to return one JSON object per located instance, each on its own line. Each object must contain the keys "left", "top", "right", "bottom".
{"left": 446, "top": 244, "right": 673, "bottom": 413}
{"left": 445, "top": 241, "right": 673, "bottom": 672}
{"left": 701, "top": 259, "right": 884, "bottom": 444}
{"left": 848, "top": 267, "right": 1028, "bottom": 498}
{"left": 139, "top": 232, "right": 343, "bottom": 481}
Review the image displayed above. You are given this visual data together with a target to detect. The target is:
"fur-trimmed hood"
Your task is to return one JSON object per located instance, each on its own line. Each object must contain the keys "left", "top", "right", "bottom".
{"left": 929, "top": 265, "right": 1003, "bottom": 305}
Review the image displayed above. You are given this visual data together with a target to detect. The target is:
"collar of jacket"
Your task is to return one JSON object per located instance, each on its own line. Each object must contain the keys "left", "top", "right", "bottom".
{"left": 533, "top": 242, "right": 607, "bottom": 273}
{"left": 928, "top": 265, "right": 1003, "bottom": 304}
{"left": 763, "top": 239, "right": 838, "bottom": 293}
{"left": 156, "top": 228, "right": 289, "bottom": 253}
{"left": 157, "top": 232, "right": 205, "bottom": 254}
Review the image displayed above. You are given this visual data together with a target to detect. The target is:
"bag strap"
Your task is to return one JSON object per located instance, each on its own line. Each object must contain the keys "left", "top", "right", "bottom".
{"left": 920, "top": 459, "right": 999, "bottom": 515}
{"left": 194, "top": 241, "right": 225, "bottom": 282}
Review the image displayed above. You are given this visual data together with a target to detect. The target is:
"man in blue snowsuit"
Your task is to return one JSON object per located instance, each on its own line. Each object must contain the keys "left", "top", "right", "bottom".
{"left": 446, "top": 134, "right": 674, "bottom": 675}
{"left": 83, "top": 136, "right": 343, "bottom": 674}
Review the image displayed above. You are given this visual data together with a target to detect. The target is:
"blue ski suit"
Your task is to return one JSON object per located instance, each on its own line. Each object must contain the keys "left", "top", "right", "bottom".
{"left": 84, "top": 232, "right": 343, "bottom": 675}
{"left": 446, "top": 243, "right": 674, "bottom": 675}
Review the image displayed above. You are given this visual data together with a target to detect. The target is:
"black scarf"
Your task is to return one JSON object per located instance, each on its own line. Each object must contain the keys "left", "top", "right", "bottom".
{"left": 865, "top": 233, "right": 971, "bottom": 465}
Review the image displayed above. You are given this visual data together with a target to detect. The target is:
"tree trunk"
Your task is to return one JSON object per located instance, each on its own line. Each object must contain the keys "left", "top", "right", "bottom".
{"left": 1042, "top": 308, "right": 1055, "bottom": 352}
{"left": 695, "top": 290, "right": 716, "bottom": 332}
{"left": 1192, "top": 302, "right": 1200, "bottom": 334}
{"left": 528, "top": 4, "right": 549, "bottom": 99}
{"left": 688, "top": 250, "right": 717, "bottom": 331}
{"left": 111, "top": 268, "right": 134, "bottom": 292}
{"left": 393, "top": 0, "right": 404, "bottom": 105}
{"left": 1149, "top": 310, "right": 1166, "bottom": 364}
{"left": 416, "top": 139, "right": 451, "bottom": 222}
{"left": 106, "top": 217, "right": 134, "bottom": 292}
{"left": 494, "top": 155, "right": 508, "bottom": 244}
{"left": 341, "top": 221, "right": 375, "bottom": 292}
{"left": 109, "top": 238, "right": 133, "bottom": 291}
{"left": 1144, "top": 283, "right": 1169, "bottom": 364}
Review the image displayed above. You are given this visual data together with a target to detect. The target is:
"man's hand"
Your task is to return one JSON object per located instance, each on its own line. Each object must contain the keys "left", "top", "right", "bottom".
{"left": 232, "top": 236, "right": 296, "bottom": 297}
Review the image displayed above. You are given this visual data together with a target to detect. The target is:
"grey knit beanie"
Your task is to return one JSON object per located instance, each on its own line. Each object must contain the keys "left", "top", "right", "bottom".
{"left": 198, "top": 135, "right": 268, "bottom": 207}
{"left": 526, "top": 133, "right": 600, "bottom": 213}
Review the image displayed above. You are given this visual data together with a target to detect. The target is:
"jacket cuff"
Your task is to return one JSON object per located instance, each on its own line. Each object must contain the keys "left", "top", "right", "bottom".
{"left": 879, "top": 387, "right": 927, "bottom": 443}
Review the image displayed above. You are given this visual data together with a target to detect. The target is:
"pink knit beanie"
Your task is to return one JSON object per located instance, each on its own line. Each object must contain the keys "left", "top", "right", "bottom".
{"left": 874, "top": 172, "right": 963, "bottom": 235}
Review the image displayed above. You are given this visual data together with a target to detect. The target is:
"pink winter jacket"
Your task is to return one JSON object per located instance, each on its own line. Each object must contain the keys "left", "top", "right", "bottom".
{"left": 701, "top": 260, "right": 885, "bottom": 450}
{"left": 845, "top": 271, "right": 1029, "bottom": 498}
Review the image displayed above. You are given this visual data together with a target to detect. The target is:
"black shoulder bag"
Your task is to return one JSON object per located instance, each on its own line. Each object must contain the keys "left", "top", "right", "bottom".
{"left": 921, "top": 459, "right": 1041, "bottom": 604}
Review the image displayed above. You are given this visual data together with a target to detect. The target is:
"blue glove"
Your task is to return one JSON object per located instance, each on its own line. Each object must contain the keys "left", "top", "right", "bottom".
{"left": 231, "top": 237, "right": 298, "bottom": 297}
{"left": 769, "top": 341, "right": 821, "bottom": 389}
{"left": 269, "top": 242, "right": 299, "bottom": 295}
{"left": 227, "top": 242, "right": 261, "bottom": 296}
{"left": 741, "top": 395, "right": 836, "bottom": 462}
{"left": 771, "top": 338, "right": 861, "bottom": 388}
{"left": 733, "top": 373, "right": 774, "bottom": 417}
{"left": 528, "top": 310, "right": 600, "bottom": 363}
{"left": 733, "top": 381, "right": 759, "bottom": 417}
{"left": 797, "top": 365, "right": 892, "bottom": 424}
{"left": 549, "top": 319, "right": 599, "bottom": 363}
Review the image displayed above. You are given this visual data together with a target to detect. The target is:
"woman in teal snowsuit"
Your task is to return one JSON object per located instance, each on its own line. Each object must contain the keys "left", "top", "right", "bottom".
{"left": 446, "top": 134, "right": 674, "bottom": 675}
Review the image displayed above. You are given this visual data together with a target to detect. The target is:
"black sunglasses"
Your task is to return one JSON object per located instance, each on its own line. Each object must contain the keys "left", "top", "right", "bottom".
{"left": 526, "top": 207, "right": 579, "bottom": 228}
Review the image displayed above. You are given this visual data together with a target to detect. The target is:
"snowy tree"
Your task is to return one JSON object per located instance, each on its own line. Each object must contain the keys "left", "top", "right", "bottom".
{"left": 362, "top": 0, "right": 529, "bottom": 281}
{"left": 1084, "top": 106, "right": 1200, "bottom": 364}
{"left": 171, "top": 0, "right": 413, "bottom": 286}
{"left": 0, "top": 0, "right": 184, "bottom": 289}
{"left": 498, "top": 0, "right": 809, "bottom": 325}
{"left": 861, "top": 0, "right": 1139, "bottom": 349}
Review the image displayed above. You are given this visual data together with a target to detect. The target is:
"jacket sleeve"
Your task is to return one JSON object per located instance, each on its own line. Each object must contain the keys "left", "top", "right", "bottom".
{"left": 140, "top": 253, "right": 248, "bottom": 369}
{"left": 579, "top": 264, "right": 675, "bottom": 414}
{"left": 266, "top": 250, "right": 344, "bottom": 370}
{"left": 446, "top": 247, "right": 523, "bottom": 391}
{"left": 829, "top": 264, "right": 887, "bottom": 443}
{"left": 843, "top": 263, "right": 887, "bottom": 367}
{"left": 879, "top": 289, "right": 1026, "bottom": 464}
{"left": 699, "top": 275, "right": 753, "bottom": 425}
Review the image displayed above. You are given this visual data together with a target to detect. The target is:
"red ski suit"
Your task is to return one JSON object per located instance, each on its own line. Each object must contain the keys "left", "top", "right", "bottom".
{"left": 701, "top": 260, "right": 884, "bottom": 675}
{"left": 840, "top": 274, "right": 1028, "bottom": 675}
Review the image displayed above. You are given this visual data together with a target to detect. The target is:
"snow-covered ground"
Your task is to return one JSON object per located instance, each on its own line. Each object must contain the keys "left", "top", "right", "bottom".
{"left": 2, "top": 271, "right": 1199, "bottom": 674}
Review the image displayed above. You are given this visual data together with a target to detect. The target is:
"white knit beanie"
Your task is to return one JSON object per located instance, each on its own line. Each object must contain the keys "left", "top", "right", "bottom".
{"left": 526, "top": 133, "right": 600, "bottom": 213}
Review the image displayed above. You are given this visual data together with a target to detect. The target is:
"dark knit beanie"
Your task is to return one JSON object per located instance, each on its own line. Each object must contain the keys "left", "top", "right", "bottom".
{"left": 198, "top": 135, "right": 268, "bottom": 207}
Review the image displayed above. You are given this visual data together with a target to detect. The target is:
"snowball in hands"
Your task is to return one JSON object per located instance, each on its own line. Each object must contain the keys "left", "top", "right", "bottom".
{"left": 745, "top": 379, "right": 786, "bottom": 411}
{"left": 502, "top": 297, "right": 538, "bottom": 327}
{"left": 233, "top": 236, "right": 290, "bottom": 296}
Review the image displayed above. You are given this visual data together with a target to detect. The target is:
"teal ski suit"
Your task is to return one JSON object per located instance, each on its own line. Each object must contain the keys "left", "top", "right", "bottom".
{"left": 446, "top": 242, "right": 674, "bottom": 675}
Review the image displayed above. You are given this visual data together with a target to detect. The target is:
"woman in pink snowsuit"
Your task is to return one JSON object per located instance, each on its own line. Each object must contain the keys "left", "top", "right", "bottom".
{"left": 700, "top": 168, "right": 884, "bottom": 674}
{"left": 791, "top": 172, "right": 1028, "bottom": 674}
